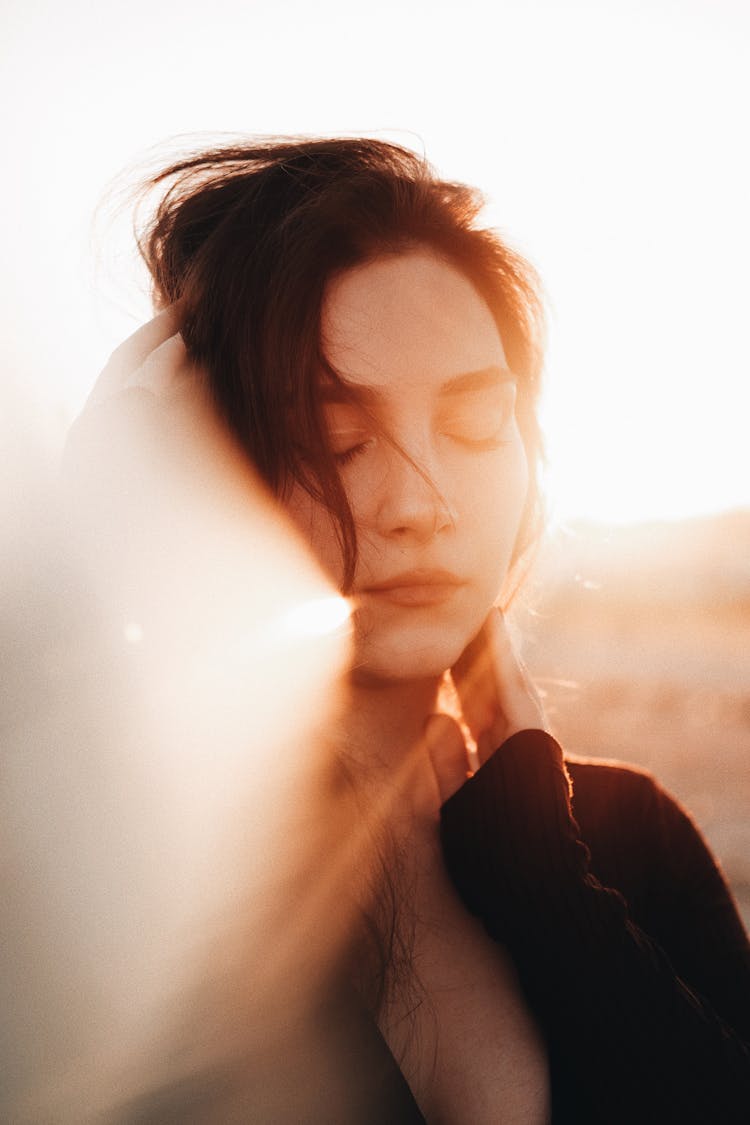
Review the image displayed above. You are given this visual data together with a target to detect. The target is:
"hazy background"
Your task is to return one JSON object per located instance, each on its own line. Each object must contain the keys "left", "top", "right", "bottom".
{"left": 3, "top": 0, "right": 749, "bottom": 919}
{"left": 526, "top": 514, "right": 750, "bottom": 926}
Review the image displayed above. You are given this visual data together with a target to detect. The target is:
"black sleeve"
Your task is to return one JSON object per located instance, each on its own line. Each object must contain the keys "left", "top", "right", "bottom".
{"left": 439, "top": 730, "right": 750, "bottom": 1125}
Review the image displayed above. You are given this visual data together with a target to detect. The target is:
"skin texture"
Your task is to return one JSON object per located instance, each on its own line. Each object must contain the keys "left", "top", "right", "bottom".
{"left": 284, "top": 249, "right": 530, "bottom": 685}
{"left": 77, "top": 291, "right": 552, "bottom": 1121}
{"left": 282, "top": 252, "right": 551, "bottom": 1119}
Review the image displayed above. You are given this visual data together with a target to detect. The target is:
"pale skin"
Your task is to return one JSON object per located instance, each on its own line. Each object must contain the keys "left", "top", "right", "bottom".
{"left": 103, "top": 250, "right": 552, "bottom": 1122}
{"left": 285, "top": 250, "right": 548, "bottom": 816}
{"left": 288, "top": 250, "right": 551, "bottom": 1123}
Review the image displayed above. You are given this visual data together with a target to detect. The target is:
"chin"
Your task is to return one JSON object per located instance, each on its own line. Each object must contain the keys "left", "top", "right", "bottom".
{"left": 350, "top": 613, "right": 475, "bottom": 684}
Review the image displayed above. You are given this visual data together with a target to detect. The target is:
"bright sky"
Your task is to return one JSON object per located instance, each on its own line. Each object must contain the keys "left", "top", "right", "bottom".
{"left": 3, "top": 0, "right": 749, "bottom": 523}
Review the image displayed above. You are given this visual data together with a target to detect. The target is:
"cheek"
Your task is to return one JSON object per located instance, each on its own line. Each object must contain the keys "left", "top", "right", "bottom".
{"left": 280, "top": 486, "right": 346, "bottom": 588}
{"left": 491, "top": 443, "right": 531, "bottom": 603}
{"left": 458, "top": 449, "right": 529, "bottom": 614}
{"left": 468, "top": 439, "right": 529, "bottom": 558}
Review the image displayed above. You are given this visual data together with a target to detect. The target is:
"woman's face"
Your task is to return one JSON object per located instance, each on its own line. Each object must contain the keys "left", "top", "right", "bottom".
{"left": 285, "top": 249, "right": 529, "bottom": 681}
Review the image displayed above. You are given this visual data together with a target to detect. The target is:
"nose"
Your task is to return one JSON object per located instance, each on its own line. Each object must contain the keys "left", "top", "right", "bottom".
{"left": 373, "top": 450, "right": 455, "bottom": 545}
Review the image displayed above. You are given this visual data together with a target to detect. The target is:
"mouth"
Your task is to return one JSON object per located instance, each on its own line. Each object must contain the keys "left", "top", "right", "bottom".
{"left": 359, "top": 569, "right": 466, "bottom": 607}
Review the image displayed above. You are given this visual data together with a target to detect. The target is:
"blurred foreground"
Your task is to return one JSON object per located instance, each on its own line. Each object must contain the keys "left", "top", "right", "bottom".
{"left": 524, "top": 513, "right": 750, "bottom": 928}
{"left": 1, "top": 361, "right": 365, "bottom": 1122}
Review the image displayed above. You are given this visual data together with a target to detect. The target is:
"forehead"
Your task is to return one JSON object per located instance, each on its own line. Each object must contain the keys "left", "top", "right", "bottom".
{"left": 320, "top": 250, "right": 506, "bottom": 393}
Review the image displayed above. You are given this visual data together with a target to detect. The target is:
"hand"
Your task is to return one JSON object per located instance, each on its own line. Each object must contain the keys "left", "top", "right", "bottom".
{"left": 84, "top": 307, "right": 197, "bottom": 411}
{"left": 425, "top": 608, "right": 548, "bottom": 804}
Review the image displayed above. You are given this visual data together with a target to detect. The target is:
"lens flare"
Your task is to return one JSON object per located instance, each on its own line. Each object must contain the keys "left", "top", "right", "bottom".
{"left": 275, "top": 595, "right": 351, "bottom": 640}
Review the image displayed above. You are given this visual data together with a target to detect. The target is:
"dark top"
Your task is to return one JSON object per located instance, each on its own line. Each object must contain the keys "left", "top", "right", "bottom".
{"left": 117, "top": 732, "right": 750, "bottom": 1124}
{"left": 438, "top": 730, "right": 750, "bottom": 1124}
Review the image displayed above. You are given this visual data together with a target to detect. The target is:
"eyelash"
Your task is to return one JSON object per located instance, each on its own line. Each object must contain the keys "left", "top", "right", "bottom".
{"left": 333, "top": 431, "right": 510, "bottom": 466}
{"left": 334, "top": 440, "right": 375, "bottom": 466}
{"left": 451, "top": 432, "right": 511, "bottom": 451}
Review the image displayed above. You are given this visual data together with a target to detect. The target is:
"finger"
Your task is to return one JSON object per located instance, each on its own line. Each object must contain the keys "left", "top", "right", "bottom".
{"left": 107, "top": 307, "right": 180, "bottom": 379}
{"left": 483, "top": 609, "right": 546, "bottom": 736}
{"left": 451, "top": 609, "right": 547, "bottom": 762}
{"left": 86, "top": 308, "right": 181, "bottom": 410}
{"left": 423, "top": 713, "right": 471, "bottom": 805}
{"left": 130, "top": 334, "right": 194, "bottom": 402}
{"left": 450, "top": 617, "right": 502, "bottom": 743}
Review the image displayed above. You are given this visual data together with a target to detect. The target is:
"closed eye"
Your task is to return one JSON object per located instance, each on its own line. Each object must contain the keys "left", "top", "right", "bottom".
{"left": 439, "top": 390, "right": 517, "bottom": 449}
{"left": 324, "top": 400, "right": 377, "bottom": 465}
{"left": 334, "top": 437, "right": 376, "bottom": 465}
{"left": 440, "top": 411, "right": 517, "bottom": 450}
{"left": 448, "top": 432, "right": 513, "bottom": 451}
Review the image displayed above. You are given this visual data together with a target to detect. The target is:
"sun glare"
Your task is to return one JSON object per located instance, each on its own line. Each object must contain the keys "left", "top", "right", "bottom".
{"left": 276, "top": 595, "right": 352, "bottom": 640}
{"left": 539, "top": 335, "right": 748, "bottom": 526}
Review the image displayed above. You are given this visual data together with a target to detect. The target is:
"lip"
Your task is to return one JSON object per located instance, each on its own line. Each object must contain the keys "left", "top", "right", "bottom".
{"left": 360, "top": 568, "right": 466, "bottom": 607}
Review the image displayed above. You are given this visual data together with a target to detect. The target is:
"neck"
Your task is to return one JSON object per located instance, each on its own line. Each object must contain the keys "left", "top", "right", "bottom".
{"left": 334, "top": 670, "right": 445, "bottom": 830}
{"left": 344, "top": 670, "right": 442, "bottom": 764}
{"left": 334, "top": 670, "right": 448, "bottom": 1017}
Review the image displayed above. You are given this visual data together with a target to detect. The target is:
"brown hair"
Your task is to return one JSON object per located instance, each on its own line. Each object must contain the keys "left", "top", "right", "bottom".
{"left": 136, "top": 136, "right": 546, "bottom": 592}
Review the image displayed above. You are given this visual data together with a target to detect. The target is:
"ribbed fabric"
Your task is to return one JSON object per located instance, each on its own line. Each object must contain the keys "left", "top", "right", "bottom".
{"left": 440, "top": 730, "right": 750, "bottom": 1124}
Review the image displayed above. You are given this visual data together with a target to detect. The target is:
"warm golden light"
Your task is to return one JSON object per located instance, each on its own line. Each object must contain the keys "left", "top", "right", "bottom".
{"left": 276, "top": 594, "right": 352, "bottom": 640}
{"left": 4, "top": 4, "right": 749, "bottom": 1115}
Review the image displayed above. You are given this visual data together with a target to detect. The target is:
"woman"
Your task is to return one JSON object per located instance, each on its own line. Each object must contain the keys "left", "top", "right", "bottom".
{"left": 86, "top": 138, "right": 750, "bottom": 1122}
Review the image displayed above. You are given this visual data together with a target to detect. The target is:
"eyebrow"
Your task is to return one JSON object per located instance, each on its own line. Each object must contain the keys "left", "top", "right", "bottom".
{"left": 319, "top": 365, "right": 515, "bottom": 404}
{"left": 440, "top": 366, "right": 516, "bottom": 396}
